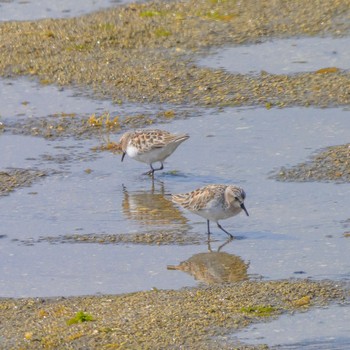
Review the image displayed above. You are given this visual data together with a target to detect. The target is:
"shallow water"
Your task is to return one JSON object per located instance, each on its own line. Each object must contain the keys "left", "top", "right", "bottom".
{"left": 233, "top": 305, "right": 350, "bottom": 349}
{"left": 1, "top": 80, "right": 350, "bottom": 297}
{"left": 0, "top": 0, "right": 134, "bottom": 21}
{"left": 2, "top": 93, "right": 350, "bottom": 346}
{"left": 198, "top": 37, "right": 350, "bottom": 74}
{"left": 1, "top": 107, "right": 349, "bottom": 348}
{"left": 0, "top": 78, "right": 151, "bottom": 118}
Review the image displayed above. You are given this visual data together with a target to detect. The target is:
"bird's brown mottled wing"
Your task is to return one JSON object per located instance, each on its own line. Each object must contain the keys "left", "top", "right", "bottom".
{"left": 172, "top": 185, "right": 225, "bottom": 211}
{"left": 132, "top": 129, "right": 189, "bottom": 154}
{"left": 129, "top": 130, "right": 169, "bottom": 153}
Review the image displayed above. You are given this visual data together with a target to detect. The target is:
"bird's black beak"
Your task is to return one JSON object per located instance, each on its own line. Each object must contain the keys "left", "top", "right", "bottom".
{"left": 121, "top": 152, "right": 126, "bottom": 162}
{"left": 241, "top": 203, "right": 249, "bottom": 216}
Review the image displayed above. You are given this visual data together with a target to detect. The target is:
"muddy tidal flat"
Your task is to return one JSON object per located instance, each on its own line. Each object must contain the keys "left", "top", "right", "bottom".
{"left": 0, "top": 0, "right": 350, "bottom": 108}
{"left": 0, "top": 280, "right": 347, "bottom": 349}
{"left": 0, "top": 168, "right": 48, "bottom": 196}
{"left": 272, "top": 143, "right": 350, "bottom": 183}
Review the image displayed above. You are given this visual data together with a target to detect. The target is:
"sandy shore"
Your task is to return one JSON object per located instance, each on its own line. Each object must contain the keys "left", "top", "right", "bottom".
{"left": 0, "top": 280, "right": 347, "bottom": 349}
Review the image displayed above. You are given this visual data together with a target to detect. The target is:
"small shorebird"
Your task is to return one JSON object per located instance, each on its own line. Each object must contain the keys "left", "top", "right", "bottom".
{"left": 172, "top": 184, "right": 249, "bottom": 238}
{"left": 119, "top": 129, "right": 189, "bottom": 176}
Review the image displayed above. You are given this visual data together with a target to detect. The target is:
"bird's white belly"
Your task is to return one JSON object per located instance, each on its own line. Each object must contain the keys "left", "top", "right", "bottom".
{"left": 195, "top": 206, "right": 241, "bottom": 222}
{"left": 127, "top": 145, "right": 176, "bottom": 164}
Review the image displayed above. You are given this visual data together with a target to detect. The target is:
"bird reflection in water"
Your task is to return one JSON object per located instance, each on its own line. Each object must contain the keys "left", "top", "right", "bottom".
{"left": 167, "top": 239, "right": 249, "bottom": 284}
{"left": 122, "top": 181, "right": 188, "bottom": 228}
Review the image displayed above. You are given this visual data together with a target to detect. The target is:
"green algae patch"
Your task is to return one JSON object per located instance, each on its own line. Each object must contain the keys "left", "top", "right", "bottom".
{"left": 240, "top": 305, "right": 278, "bottom": 317}
{"left": 67, "top": 311, "right": 95, "bottom": 325}
{"left": 0, "top": 0, "right": 350, "bottom": 108}
{"left": 0, "top": 280, "right": 347, "bottom": 349}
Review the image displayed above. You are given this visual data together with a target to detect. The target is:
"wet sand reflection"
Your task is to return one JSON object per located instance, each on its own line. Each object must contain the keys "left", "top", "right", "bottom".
{"left": 122, "top": 181, "right": 188, "bottom": 227}
{"left": 121, "top": 182, "right": 203, "bottom": 244}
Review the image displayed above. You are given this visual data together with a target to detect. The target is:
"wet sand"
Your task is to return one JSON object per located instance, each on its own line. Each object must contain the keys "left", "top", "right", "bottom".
{"left": 0, "top": 0, "right": 349, "bottom": 107}
{"left": 0, "top": 280, "right": 347, "bottom": 349}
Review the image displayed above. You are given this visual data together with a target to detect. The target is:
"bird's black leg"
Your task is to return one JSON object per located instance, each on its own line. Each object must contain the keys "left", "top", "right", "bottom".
{"left": 217, "top": 222, "right": 234, "bottom": 239}
{"left": 121, "top": 152, "right": 126, "bottom": 162}
{"left": 207, "top": 220, "right": 211, "bottom": 234}
{"left": 206, "top": 219, "right": 212, "bottom": 241}
{"left": 153, "top": 162, "right": 164, "bottom": 172}
{"left": 143, "top": 162, "right": 163, "bottom": 177}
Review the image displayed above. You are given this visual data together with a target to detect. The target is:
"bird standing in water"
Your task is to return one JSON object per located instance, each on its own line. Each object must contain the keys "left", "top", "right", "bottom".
{"left": 119, "top": 129, "right": 189, "bottom": 177}
{"left": 172, "top": 184, "right": 249, "bottom": 238}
